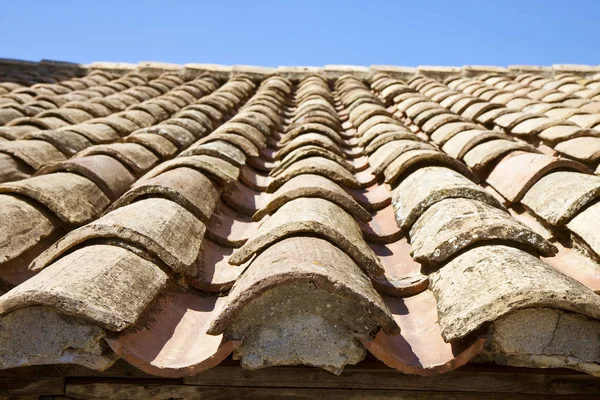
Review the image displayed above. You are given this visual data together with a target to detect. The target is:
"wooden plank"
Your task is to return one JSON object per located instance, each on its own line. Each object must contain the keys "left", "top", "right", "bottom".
{"left": 2, "top": 360, "right": 600, "bottom": 397}
{"left": 183, "top": 363, "right": 600, "bottom": 396}
{"left": 64, "top": 382, "right": 600, "bottom": 400}
{"left": 0, "top": 377, "right": 64, "bottom": 396}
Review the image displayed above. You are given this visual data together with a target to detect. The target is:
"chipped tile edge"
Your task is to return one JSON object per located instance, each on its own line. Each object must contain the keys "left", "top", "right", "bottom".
{"left": 417, "top": 65, "right": 463, "bottom": 80}
{"left": 89, "top": 62, "right": 138, "bottom": 75}
{"left": 231, "top": 65, "right": 277, "bottom": 81}
{"left": 137, "top": 61, "right": 183, "bottom": 79}
{"left": 182, "top": 63, "right": 232, "bottom": 81}
{"left": 508, "top": 65, "right": 553, "bottom": 77}
{"left": 369, "top": 65, "right": 417, "bottom": 82}
{"left": 276, "top": 66, "right": 324, "bottom": 81}
{"left": 552, "top": 64, "right": 600, "bottom": 77}
{"left": 462, "top": 65, "right": 510, "bottom": 77}
{"left": 323, "top": 65, "right": 370, "bottom": 80}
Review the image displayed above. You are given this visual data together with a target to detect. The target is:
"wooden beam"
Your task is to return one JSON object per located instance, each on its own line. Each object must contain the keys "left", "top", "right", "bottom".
{"left": 183, "top": 362, "right": 600, "bottom": 396}
{"left": 2, "top": 360, "right": 600, "bottom": 398}
{"left": 0, "top": 376, "right": 64, "bottom": 396}
{"left": 65, "top": 382, "right": 600, "bottom": 400}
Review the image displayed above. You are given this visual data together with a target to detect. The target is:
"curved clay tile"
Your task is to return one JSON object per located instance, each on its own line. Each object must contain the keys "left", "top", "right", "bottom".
{"left": 361, "top": 291, "right": 486, "bottom": 375}
{"left": 410, "top": 197, "right": 556, "bottom": 266}
{"left": 429, "top": 244, "right": 600, "bottom": 343}
{"left": 125, "top": 133, "right": 179, "bottom": 158}
{"left": 369, "top": 140, "right": 435, "bottom": 176}
{"left": 164, "top": 117, "right": 208, "bottom": 137}
{"left": 1, "top": 244, "right": 168, "bottom": 331}
{"left": 0, "top": 153, "right": 33, "bottom": 183}
{"left": 133, "top": 124, "right": 197, "bottom": 149}
{"left": 0, "top": 172, "right": 110, "bottom": 225}
{"left": 214, "top": 122, "right": 266, "bottom": 149}
{"left": 0, "top": 140, "right": 66, "bottom": 171}
{"left": 173, "top": 110, "right": 213, "bottom": 132}
{"left": 37, "top": 154, "right": 134, "bottom": 201}
{"left": 567, "top": 201, "right": 600, "bottom": 260}
{"left": 119, "top": 109, "right": 159, "bottom": 128}
{"left": 268, "top": 156, "right": 360, "bottom": 191}
{"left": 22, "top": 129, "right": 92, "bottom": 156}
{"left": 182, "top": 140, "right": 247, "bottom": 167}
{"left": 356, "top": 115, "right": 402, "bottom": 138}
{"left": 95, "top": 115, "right": 141, "bottom": 135}
{"left": 359, "top": 124, "right": 413, "bottom": 149}
{"left": 0, "top": 194, "right": 62, "bottom": 272}
{"left": 429, "top": 121, "right": 479, "bottom": 145}
{"left": 392, "top": 166, "right": 505, "bottom": 230}
{"left": 413, "top": 108, "right": 451, "bottom": 128}
{"left": 230, "top": 113, "right": 272, "bottom": 136}
{"left": 229, "top": 197, "right": 384, "bottom": 277}
{"left": 521, "top": 171, "right": 600, "bottom": 226}
{"left": 290, "top": 114, "right": 341, "bottom": 134}
{"left": 9, "top": 116, "right": 69, "bottom": 130}
{"left": 75, "top": 143, "right": 159, "bottom": 175}
{"left": 442, "top": 129, "right": 510, "bottom": 160}
{"left": 462, "top": 140, "right": 538, "bottom": 172}
{"left": 384, "top": 149, "right": 476, "bottom": 186}
{"left": 538, "top": 125, "right": 598, "bottom": 144}
{"left": 555, "top": 136, "right": 600, "bottom": 163}
{"left": 349, "top": 103, "right": 388, "bottom": 128}
{"left": 67, "top": 123, "right": 120, "bottom": 143}
{"left": 281, "top": 123, "right": 343, "bottom": 146}
{"left": 31, "top": 198, "right": 206, "bottom": 276}
{"left": 347, "top": 182, "right": 392, "bottom": 211}
{"left": 486, "top": 151, "right": 592, "bottom": 203}
{"left": 271, "top": 145, "right": 354, "bottom": 177}
{"left": 110, "top": 167, "right": 220, "bottom": 223}
{"left": 37, "top": 108, "right": 94, "bottom": 124}
{"left": 195, "top": 132, "right": 259, "bottom": 158}
{"left": 404, "top": 101, "right": 441, "bottom": 120}
{"left": 359, "top": 203, "right": 402, "bottom": 243}
{"left": 208, "top": 236, "right": 398, "bottom": 373}
{"left": 274, "top": 133, "right": 344, "bottom": 160}
{"left": 138, "top": 154, "right": 239, "bottom": 189}
{"left": 107, "top": 291, "right": 239, "bottom": 377}
{"left": 254, "top": 173, "right": 371, "bottom": 222}
{"left": 368, "top": 237, "right": 429, "bottom": 297}
{"left": 239, "top": 164, "right": 271, "bottom": 191}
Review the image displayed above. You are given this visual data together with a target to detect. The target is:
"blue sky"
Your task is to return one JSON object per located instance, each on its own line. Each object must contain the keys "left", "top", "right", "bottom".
{"left": 2, "top": 0, "right": 598, "bottom": 67}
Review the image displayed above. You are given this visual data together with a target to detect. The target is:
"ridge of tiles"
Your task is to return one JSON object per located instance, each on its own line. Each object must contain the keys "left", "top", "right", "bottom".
{"left": 0, "top": 65, "right": 599, "bottom": 379}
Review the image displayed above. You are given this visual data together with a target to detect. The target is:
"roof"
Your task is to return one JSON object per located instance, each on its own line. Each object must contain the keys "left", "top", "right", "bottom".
{"left": 1, "top": 59, "right": 600, "bottom": 396}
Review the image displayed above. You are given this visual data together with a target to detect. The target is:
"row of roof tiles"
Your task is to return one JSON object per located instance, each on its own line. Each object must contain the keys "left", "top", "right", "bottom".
{"left": 3, "top": 58, "right": 600, "bottom": 80}
{"left": 0, "top": 65, "right": 600, "bottom": 379}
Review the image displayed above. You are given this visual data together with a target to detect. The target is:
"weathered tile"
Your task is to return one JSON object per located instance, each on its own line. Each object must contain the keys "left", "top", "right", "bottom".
{"left": 254, "top": 174, "right": 370, "bottom": 222}
{"left": 36, "top": 154, "right": 134, "bottom": 200}
{"left": 31, "top": 198, "right": 205, "bottom": 276}
{"left": 229, "top": 197, "right": 384, "bottom": 277}
{"left": 392, "top": 166, "right": 504, "bottom": 230}
{"left": 522, "top": 171, "right": 600, "bottom": 225}
{"left": 268, "top": 156, "right": 360, "bottom": 191}
{"left": 209, "top": 236, "right": 397, "bottom": 373}
{"left": 384, "top": 149, "right": 475, "bottom": 185}
{"left": 430, "top": 245, "right": 600, "bottom": 341}
{"left": 0, "top": 172, "right": 110, "bottom": 225}
{"left": 0, "top": 244, "right": 167, "bottom": 331}
{"left": 410, "top": 198, "right": 556, "bottom": 266}
{"left": 487, "top": 151, "right": 590, "bottom": 203}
